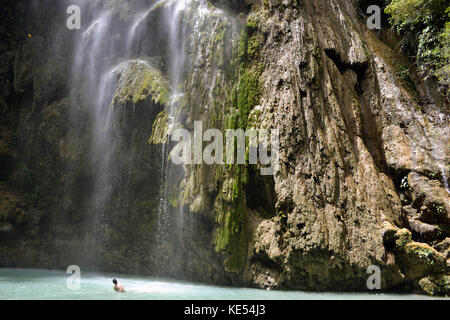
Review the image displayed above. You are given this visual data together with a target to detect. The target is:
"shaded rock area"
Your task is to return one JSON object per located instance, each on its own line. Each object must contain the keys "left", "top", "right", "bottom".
{"left": 0, "top": 0, "right": 448, "bottom": 296}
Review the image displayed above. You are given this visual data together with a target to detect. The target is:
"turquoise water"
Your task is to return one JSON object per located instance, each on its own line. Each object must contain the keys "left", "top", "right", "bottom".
{"left": 0, "top": 268, "right": 441, "bottom": 300}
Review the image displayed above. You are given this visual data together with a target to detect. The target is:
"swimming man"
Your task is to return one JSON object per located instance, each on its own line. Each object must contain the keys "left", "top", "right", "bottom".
{"left": 112, "top": 279, "right": 125, "bottom": 292}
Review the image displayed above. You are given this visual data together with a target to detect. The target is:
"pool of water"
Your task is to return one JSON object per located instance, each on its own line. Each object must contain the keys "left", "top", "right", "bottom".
{"left": 0, "top": 268, "right": 441, "bottom": 300}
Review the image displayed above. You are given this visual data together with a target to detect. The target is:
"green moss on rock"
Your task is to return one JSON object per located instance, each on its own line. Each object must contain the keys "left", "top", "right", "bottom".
{"left": 236, "top": 18, "right": 264, "bottom": 129}
{"left": 395, "top": 240, "right": 446, "bottom": 281}
{"left": 213, "top": 166, "right": 250, "bottom": 273}
{"left": 237, "top": 68, "right": 262, "bottom": 128}
{"left": 211, "top": 12, "right": 266, "bottom": 273}
{"left": 394, "top": 228, "right": 412, "bottom": 247}
{"left": 417, "top": 275, "right": 450, "bottom": 296}
{"left": 149, "top": 111, "right": 169, "bottom": 145}
{"left": 113, "top": 60, "right": 170, "bottom": 106}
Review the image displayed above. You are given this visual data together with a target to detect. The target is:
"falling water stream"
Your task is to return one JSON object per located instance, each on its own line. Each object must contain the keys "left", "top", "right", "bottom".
{"left": 153, "top": 0, "right": 189, "bottom": 243}
{"left": 68, "top": 0, "right": 193, "bottom": 255}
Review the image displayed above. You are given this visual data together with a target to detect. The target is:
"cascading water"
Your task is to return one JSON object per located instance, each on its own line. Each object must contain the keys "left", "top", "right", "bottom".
{"left": 126, "top": 0, "right": 166, "bottom": 55}
{"left": 65, "top": 0, "right": 204, "bottom": 273}
{"left": 57, "top": 0, "right": 237, "bottom": 277}
{"left": 70, "top": 5, "right": 119, "bottom": 253}
{"left": 162, "top": 1, "right": 190, "bottom": 245}
{"left": 126, "top": 0, "right": 191, "bottom": 245}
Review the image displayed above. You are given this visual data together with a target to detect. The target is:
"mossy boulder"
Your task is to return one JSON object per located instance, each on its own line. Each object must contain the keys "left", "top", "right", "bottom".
{"left": 112, "top": 60, "right": 170, "bottom": 106}
{"left": 392, "top": 228, "right": 448, "bottom": 295}
{"left": 416, "top": 275, "right": 450, "bottom": 296}
{"left": 395, "top": 237, "right": 446, "bottom": 281}
{"left": 434, "top": 237, "right": 450, "bottom": 258}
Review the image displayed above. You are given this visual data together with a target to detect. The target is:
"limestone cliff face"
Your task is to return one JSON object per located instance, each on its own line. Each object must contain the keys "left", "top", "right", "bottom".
{"left": 0, "top": 0, "right": 448, "bottom": 295}
{"left": 242, "top": 0, "right": 449, "bottom": 293}
{"left": 172, "top": 0, "right": 449, "bottom": 294}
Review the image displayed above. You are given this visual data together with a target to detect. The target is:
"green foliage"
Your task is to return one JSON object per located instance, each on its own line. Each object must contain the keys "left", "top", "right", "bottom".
{"left": 395, "top": 65, "right": 415, "bottom": 91}
{"left": 385, "top": 0, "right": 447, "bottom": 30}
{"left": 385, "top": 0, "right": 449, "bottom": 98}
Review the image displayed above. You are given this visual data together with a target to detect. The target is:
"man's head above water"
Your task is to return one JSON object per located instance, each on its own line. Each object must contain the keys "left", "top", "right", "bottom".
{"left": 112, "top": 279, "right": 124, "bottom": 292}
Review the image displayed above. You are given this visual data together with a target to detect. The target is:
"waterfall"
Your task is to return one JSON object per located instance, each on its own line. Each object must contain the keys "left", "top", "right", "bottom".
{"left": 60, "top": 0, "right": 234, "bottom": 276}
{"left": 69, "top": 4, "right": 119, "bottom": 251}
{"left": 163, "top": 1, "right": 189, "bottom": 244}
{"left": 123, "top": 0, "right": 191, "bottom": 246}
{"left": 64, "top": 0, "right": 196, "bottom": 271}
{"left": 126, "top": 0, "right": 167, "bottom": 55}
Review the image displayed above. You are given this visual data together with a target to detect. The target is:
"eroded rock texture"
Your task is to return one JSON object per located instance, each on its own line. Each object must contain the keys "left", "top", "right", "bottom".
{"left": 174, "top": 0, "right": 449, "bottom": 294}
{"left": 236, "top": 0, "right": 449, "bottom": 293}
